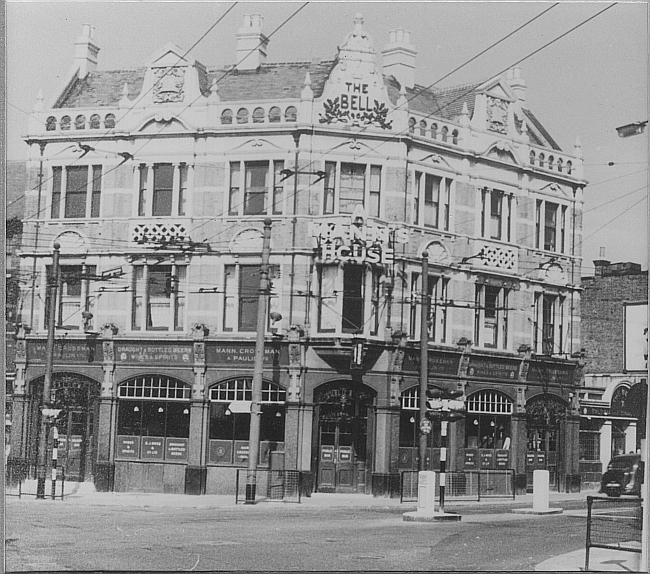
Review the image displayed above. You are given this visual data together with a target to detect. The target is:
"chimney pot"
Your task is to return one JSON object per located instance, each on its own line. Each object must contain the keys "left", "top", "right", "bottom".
{"left": 382, "top": 28, "right": 416, "bottom": 90}
{"left": 236, "top": 13, "right": 269, "bottom": 70}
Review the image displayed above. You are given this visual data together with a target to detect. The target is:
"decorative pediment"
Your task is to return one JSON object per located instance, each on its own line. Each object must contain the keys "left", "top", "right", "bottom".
{"left": 414, "top": 152, "right": 454, "bottom": 169}
{"left": 318, "top": 14, "right": 393, "bottom": 129}
{"left": 538, "top": 182, "right": 572, "bottom": 200}
{"left": 230, "top": 138, "right": 286, "bottom": 152}
{"left": 421, "top": 241, "right": 450, "bottom": 265}
{"left": 146, "top": 43, "right": 193, "bottom": 68}
{"left": 483, "top": 140, "right": 520, "bottom": 165}
{"left": 137, "top": 114, "right": 191, "bottom": 133}
{"left": 543, "top": 263, "right": 567, "bottom": 284}
{"left": 230, "top": 228, "right": 264, "bottom": 252}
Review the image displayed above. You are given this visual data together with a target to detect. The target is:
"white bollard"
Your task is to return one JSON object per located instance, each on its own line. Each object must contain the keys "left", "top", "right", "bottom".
{"left": 417, "top": 471, "right": 436, "bottom": 514}
{"left": 532, "top": 469, "right": 550, "bottom": 511}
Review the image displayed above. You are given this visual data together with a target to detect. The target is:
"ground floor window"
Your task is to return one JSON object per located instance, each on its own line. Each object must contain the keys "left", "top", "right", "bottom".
{"left": 208, "top": 378, "right": 286, "bottom": 465}
{"left": 464, "top": 390, "right": 512, "bottom": 470}
{"left": 116, "top": 376, "right": 191, "bottom": 461}
{"left": 398, "top": 387, "right": 441, "bottom": 470}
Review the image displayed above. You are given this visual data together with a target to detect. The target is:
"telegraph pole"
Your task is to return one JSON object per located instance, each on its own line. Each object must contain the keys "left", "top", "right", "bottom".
{"left": 36, "top": 242, "right": 60, "bottom": 499}
{"left": 246, "top": 219, "right": 272, "bottom": 503}
{"left": 418, "top": 251, "right": 429, "bottom": 471}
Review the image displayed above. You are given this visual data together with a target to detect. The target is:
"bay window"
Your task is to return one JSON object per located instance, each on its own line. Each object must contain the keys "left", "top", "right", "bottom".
{"left": 223, "top": 264, "right": 280, "bottom": 332}
{"left": 317, "top": 264, "right": 382, "bottom": 335}
{"left": 138, "top": 163, "right": 190, "bottom": 217}
{"left": 50, "top": 165, "right": 103, "bottom": 219}
{"left": 475, "top": 283, "right": 509, "bottom": 349}
{"left": 536, "top": 200, "right": 568, "bottom": 253}
{"left": 132, "top": 263, "right": 187, "bottom": 331}
{"left": 533, "top": 292, "right": 566, "bottom": 355}
{"left": 409, "top": 273, "right": 448, "bottom": 342}
{"left": 413, "top": 171, "right": 451, "bottom": 230}
{"left": 229, "top": 160, "right": 285, "bottom": 216}
{"left": 481, "top": 187, "right": 512, "bottom": 242}
{"left": 322, "top": 162, "right": 381, "bottom": 217}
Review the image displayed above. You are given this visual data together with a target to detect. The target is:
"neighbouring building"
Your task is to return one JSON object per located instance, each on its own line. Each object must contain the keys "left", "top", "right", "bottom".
{"left": 579, "top": 257, "right": 648, "bottom": 489}
{"left": 9, "top": 15, "right": 586, "bottom": 496}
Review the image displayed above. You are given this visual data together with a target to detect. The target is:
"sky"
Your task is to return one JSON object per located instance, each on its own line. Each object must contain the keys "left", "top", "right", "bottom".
{"left": 5, "top": 1, "right": 649, "bottom": 275}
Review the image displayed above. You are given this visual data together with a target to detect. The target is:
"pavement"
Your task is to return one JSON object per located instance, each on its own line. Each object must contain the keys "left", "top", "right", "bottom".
{"left": 6, "top": 479, "right": 645, "bottom": 572}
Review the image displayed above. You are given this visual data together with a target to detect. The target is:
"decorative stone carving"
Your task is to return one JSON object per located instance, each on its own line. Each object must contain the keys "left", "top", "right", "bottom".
{"left": 132, "top": 222, "right": 189, "bottom": 245}
{"left": 487, "top": 96, "right": 508, "bottom": 134}
{"left": 102, "top": 341, "right": 114, "bottom": 363}
{"left": 192, "top": 323, "right": 209, "bottom": 340}
{"left": 152, "top": 66, "right": 186, "bottom": 103}
{"left": 101, "top": 323, "right": 119, "bottom": 338}
{"left": 476, "top": 242, "right": 517, "bottom": 271}
{"left": 194, "top": 342, "right": 205, "bottom": 365}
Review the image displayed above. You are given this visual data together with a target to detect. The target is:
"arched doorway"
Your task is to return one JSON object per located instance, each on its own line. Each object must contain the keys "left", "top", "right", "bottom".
{"left": 526, "top": 393, "right": 568, "bottom": 491}
{"left": 30, "top": 373, "right": 100, "bottom": 482}
{"left": 314, "top": 381, "right": 375, "bottom": 493}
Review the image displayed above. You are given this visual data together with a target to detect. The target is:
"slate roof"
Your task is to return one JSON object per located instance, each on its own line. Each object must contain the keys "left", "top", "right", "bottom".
{"left": 54, "top": 60, "right": 560, "bottom": 151}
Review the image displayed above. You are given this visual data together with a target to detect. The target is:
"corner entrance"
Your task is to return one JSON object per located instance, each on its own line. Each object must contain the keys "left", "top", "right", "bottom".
{"left": 314, "top": 382, "right": 374, "bottom": 493}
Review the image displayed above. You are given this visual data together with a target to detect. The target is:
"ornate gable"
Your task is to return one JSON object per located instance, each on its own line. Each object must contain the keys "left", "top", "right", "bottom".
{"left": 317, "top": 14, "right": 393, "bottom": 129}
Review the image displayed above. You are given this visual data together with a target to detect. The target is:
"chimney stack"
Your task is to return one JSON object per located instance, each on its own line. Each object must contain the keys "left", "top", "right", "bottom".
{"left": 236, "top": 14, "right": 269, "bottom": 70}
{"left": 381, "top": 29, "right": 416, "bottom": 90}
{"left": 74, "top": 24, "right": 100, "bottom": 78}
{"left": 593, "top": 249, "right": 611, "bottom": 276}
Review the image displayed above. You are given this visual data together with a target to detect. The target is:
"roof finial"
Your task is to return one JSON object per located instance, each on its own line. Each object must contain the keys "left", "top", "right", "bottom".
{"left": 574, "top": 135, "right": 582, "bottom": 158}
{"left": 209, "top": 77, "right": 220, "bottom": 102}
{"left": 301, "top": 71, "right": 313, "bottom": 101}
{"left": 34, "top": 89, "right": 45, "bottom": 112}
{"left": 354, "top": 13, "right": 364, "bottom": 34}
{"left": 119, "top": 83, "right": 130, "bottom": 108}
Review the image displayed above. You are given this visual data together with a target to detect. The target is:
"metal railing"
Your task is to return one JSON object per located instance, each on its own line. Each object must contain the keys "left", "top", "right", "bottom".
{"left": 400, "top": 469, "right": 516, "bottom": 503}
{"left": 585, "top": 495, "right": 642, "bottom": 571}
{"left": 5, "top": 468, "right": 67, "bottom": 500}
{"left": 235, "top": 469, "right": 302, "bottom": 504}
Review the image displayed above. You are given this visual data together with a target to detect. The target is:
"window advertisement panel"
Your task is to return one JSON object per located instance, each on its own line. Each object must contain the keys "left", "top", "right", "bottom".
{"left": 116, "top": 435, "right": 140, "bottom": 459}
{"left": 464, "top": 448, "right": 478, "bottom": 469}
{"left": 165, "top": 438, "right": 188, "bottom": 461}
{"left": 479, "top": 449, "right": 495, "bottom": 469}
{"left": 234, "top": 441, "right": 249, "bottom": 464}
{"left": 624, "top": 302, "right": 648, "bottom": 372}
{"left": 141, "top": 437, "right": 165, "bottom": 460}
{"left": 208, "top": 440, "right": 233, "bottom": 464}
{"left": 495, "top": 449, "right": 510, "bottom": 469}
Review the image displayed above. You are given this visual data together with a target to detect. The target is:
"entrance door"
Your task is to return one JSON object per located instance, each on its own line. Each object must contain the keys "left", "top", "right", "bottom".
{"left": 526, "top": 426, "right": 559, "bottom": 491}
{"left": 58, "top": 409, "right": 88, "bottom": 481}
{"left": 315, "top": 383, "right": 373, "bottom": 493}
{"left": 319, "top": 418, "right": 355, "bottom": 490}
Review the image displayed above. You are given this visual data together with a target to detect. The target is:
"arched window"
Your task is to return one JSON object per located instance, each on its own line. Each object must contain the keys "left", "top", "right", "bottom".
{"left": 284, "top": 106, "right": 297, "bottom": 122}
{"left": 74, "top": 115, "right": 86, "bottom": 130}
{"left": 538, "top": 153, "right": 545, "bottom": 168}
{"left": 548, "top": 156, "right": 554, "bottom": 170}
{"left": 46, "top": 116, "right": 57, "bottom": 131}
{"left": 465, "top": 390, "right": 512, "bottom": 452}
{"left": 530, "top": 151, "right": 536, "bottom": 165}
{"left": 253, "top": 107, "right": 265, "bottom": 123}
{"left": 408, "top": 117, "right": 415, "bottom": 133}
{"left": 208, "top": 378, "right": 286, "bottom": 465}
{"left": 89, "top": 114, "right": 101, "bottom": 129}
{"left": 60, "top": 116, "right": 71, "bottom": 131}
{"left": 398, "top": 387, "right": 441, "bottom": 469}
{"left": 221, "top": 109, "right": 233, "bottom": 125}
{"left": 268, "top": 107, "right": 281, "bottom": 123}
{"left": 441, "top": 126, "right": 448, "bottom": 142}
{"left": 452, "top": 130, "right": 459, "bottom": 145}
{"left": 419, "top": 120, "right": 427, "bottom": 136}
{"left": 104, "top": 114, "right": 116, "bottom": 129}
{"left": 566, "top": 160, "right": 572, "bottom": 175}
{"left": 431, "top": 123, "right": 438, "bottom": 139}
{"left": 116, "top": 375, "right": 191, "bottom": 461}
{"left": 236, "top": 108, "right": 249, "bottom": 124}
{"left": 556, "top": 158, "right": 563, "bottom": 173}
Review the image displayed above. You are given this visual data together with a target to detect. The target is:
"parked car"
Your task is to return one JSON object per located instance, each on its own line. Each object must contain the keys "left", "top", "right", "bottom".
{"left": 600, "top": 454, "right": 644, "bottom": 497}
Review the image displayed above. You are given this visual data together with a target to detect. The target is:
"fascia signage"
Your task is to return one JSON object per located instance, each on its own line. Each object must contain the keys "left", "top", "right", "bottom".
{"left": 206, "top": 343, "right": 288, "bottom": 367}
{"left": 402, "top": 351, "right": 461, "bottom": 376}
{"left": 467, "top": 357, "right": 520, "bottom": 381}
{"left": 115, "top": 342, "right": 192, "bottom": 365}
{"left": 526, "top": 361, "right": 576, "bottom": 385}
{"left": 27, "top": 339, "right": 103, "bottom": 364}
{"left": 310, "top": 211, "right": 409, "bottom": 266}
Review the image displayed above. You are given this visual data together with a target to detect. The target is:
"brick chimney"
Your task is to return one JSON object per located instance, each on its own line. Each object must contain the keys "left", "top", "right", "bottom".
{"left": 74, "top": 24, "right": 100, "bottom": 78}
{"left": 381, "top": 29, "right": 416, "bottom": 90}
{"left": 236, "top": 14, "right": 269, "bottom": 70}
{"left": 593, "top": 248, "right": 610, "bottom": 276}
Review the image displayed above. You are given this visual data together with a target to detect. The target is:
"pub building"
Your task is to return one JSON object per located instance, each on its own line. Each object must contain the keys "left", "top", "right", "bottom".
{"left": 9, "top": 14, "right": 585, "bottom": 496}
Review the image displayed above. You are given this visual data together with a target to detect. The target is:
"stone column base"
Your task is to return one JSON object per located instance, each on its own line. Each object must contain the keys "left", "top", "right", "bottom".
{"left": 93, "top": 462, "right": 115, "bottom": 492}
{"left": 371, "top": 473, "right": 401, "bottom": 498}
{"left": 184, "top": 466, "right": 207, "bottom": 495}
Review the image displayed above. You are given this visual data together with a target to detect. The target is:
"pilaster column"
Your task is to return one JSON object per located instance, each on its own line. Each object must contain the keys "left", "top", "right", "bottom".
{"left": 95, "top": 323, "right": 118, "bottom": 491}
{"left": 284, "top": 325, "right": 304, "bottom": 471}
{"left": 511, "top": 385, "right": 528, "bottom": 494}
